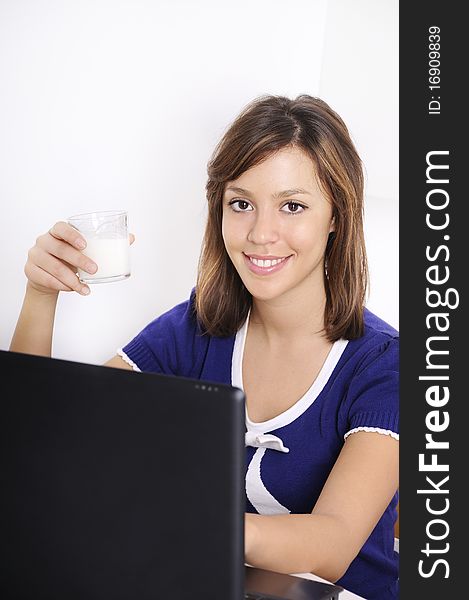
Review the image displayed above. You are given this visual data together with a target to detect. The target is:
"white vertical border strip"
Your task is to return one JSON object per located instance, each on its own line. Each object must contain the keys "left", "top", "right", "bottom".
{"left": 245, "top": 448, "right": 290, "bottom": 515}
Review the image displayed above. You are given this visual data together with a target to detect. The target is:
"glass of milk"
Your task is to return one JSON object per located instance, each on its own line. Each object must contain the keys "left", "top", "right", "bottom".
{"left": 67, "top": 210, "right": 131, "bottom": 284}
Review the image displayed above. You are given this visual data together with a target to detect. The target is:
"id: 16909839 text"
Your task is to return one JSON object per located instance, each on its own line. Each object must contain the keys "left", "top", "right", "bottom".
{"left": 428, "top": 26, "right": 441, "bottom": 115}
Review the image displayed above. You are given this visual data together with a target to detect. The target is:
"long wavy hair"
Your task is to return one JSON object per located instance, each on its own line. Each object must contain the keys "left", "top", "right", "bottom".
{"left": 195, "top": 94, "right": 369, "bottom": 342}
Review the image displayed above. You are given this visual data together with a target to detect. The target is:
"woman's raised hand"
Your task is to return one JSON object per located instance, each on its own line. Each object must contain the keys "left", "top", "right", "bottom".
{"left": 24, "top": 221, "right": 134, "bottom": 296}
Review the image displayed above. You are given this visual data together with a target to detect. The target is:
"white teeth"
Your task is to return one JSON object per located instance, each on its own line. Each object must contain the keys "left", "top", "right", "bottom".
{"left": 249, "top": 257, "right": 286, "bottom": 267}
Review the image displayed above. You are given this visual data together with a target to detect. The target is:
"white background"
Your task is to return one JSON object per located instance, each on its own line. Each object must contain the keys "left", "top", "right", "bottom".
{"left": 0, "top": 0, "right": 398, "bottom": 364}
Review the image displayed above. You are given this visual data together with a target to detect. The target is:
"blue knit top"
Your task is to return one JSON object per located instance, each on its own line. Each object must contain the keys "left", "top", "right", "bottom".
{"left": 120, "top": 290, "right": 399, "bottom": 600}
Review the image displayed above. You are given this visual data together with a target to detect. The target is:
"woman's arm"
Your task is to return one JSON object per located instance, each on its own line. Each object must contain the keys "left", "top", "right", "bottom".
{"left": 9, "top": 222, "right": 95, "bottom": 357}
{"left": 245, "top": 431, "right": 398, "bottom": 582}
{"left": 9, "top": 283, "right": 60, "bottom": 356}
{"left": 103, "top": 355, "right": 134, "bottom": 370}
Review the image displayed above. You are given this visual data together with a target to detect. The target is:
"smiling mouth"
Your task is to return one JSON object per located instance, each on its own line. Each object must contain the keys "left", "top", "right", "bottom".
{"left": 243, "top": 253, "right": 292, "bottom": 274}
{"left": 248, "top": 256, "right": 288, "bottom": 267}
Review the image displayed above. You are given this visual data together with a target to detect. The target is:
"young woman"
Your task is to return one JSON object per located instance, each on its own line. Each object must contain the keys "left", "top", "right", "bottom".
{"left": 10, "top": 95, "right": 399, "bottom": 599}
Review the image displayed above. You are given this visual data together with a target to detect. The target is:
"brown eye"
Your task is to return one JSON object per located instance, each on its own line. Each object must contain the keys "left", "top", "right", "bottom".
{"left": 229, "top": 199, "right": 253, "bottom": 212}
{"left": 281, "top": 202, "right": 306, "bottom": 214}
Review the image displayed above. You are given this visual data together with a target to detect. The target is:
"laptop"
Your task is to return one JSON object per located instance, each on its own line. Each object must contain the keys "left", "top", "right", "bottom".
{"left": 0, "top": 349, "right": 343, "bottom": 599}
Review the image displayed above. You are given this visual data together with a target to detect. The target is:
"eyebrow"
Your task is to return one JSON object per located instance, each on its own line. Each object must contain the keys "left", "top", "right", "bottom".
{"left": 225, "top": 186, "right": 312, "bottom": 199}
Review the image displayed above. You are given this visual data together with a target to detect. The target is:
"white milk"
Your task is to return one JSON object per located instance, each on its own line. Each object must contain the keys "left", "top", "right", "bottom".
{"left": 78, "top": 237, "right": 130, "bottom": 282}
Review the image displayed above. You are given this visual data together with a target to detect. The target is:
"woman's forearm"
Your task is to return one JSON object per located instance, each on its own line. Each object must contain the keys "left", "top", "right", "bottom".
{"left": 245, "top": 513, "right": 355, "bottom": 583}
{"left": 9, "top": 283, "right": 59, "bottom": 357}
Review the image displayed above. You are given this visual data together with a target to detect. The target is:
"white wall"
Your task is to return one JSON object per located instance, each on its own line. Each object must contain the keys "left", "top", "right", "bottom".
{"left": 0, "top": 0, "right": 398, "bottom": 364}
{"left": 319, "top": 0, "right": 399, "bottom": 327}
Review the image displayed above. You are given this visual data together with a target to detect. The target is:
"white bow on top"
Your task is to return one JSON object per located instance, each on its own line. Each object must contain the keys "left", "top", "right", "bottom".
{"left": 245, "top": 431, "right": 290, "bottom": 453}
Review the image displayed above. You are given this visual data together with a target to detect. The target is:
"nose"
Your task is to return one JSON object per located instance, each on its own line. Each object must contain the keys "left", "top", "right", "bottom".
{"left": 247, "top": 209, "right": 280, "bottom": 246}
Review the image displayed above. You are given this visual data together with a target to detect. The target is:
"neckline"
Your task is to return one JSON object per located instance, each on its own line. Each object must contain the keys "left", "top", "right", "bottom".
{"left": 231, "top": 311, "right": 349, "bottom": 434}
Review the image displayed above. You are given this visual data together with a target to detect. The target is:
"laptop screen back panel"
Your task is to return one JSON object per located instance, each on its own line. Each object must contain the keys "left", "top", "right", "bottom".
{"left": 0, "top": 351, "right": 245, "bottom": 600}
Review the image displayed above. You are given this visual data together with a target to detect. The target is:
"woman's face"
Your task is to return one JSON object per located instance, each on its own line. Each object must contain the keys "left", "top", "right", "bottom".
{"left": 222, "top": 146, "right": 335, "bottom": 304}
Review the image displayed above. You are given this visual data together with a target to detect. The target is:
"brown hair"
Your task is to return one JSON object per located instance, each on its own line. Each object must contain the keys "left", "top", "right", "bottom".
{"left": 195, "top": 94, "right": 369, "bottom": 341}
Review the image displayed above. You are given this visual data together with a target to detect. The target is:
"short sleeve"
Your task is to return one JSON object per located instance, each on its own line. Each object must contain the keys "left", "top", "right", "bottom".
{"left": 118, "top": 290, "right": 210, "bottom": 377}
{"left": 340, "top": 336, "right": 399, "bottom": 440}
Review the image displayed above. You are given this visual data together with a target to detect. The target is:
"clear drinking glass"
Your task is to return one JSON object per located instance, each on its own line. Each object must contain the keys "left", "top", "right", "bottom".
{"left": 67, "top": 210, "right": 131, "bottom": 284}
